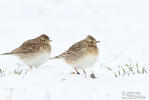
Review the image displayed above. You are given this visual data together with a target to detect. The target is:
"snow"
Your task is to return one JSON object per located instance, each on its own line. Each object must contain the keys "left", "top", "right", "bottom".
{"left": 0, "top": 0, "right": 149, "bottom": 100}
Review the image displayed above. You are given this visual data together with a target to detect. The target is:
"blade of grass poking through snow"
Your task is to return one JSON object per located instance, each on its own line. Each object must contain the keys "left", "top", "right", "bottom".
{"left": 120, "top": 66, "right": 129, "bottom": 76}
{"left": 125, "top": 64, "right": 135, "bottom": 74}
{"left": 118, "top": 70, "right": 121, "bottom": 76}
{"left": 136, "top": 62, "right": 141, "bottom": 74}
{"left": 14, "top": 68, "right": 25, "bottom": 75}
{"left": 142, "top": 67, "right": 148, "bottom": 74}
{"left": 105, "top": 60, "right": 148, "bottom": 78}
{"left": 106, "top": 66, "right": 113, "bottom": 71}
{"left": 24, "top": 69, "right": 28, "bottom": 75}
{"left": 120, "top": 66, "right": 125, "bottom": 76}
{"left": 105, "top": 66, "right": 118, "bottom": 78}
{"left": 0, "top": 68, "right": 2, "bottom": 74}
{"left": 17, "top": 69, "right": 23, "bottom": 75}
{"left": 114, "top": 73, "right": 118, "bottom": 78}
{"left": 0, "top": 68, "right": 5, "bottom": 77}
{"left": 128, "top": 58, "right": 135, "bottom": 71}
{"left": 125, "top": 64, "right": 131, "bottom": 76}
{"left": 118, "top": 65, "right": 121, "bottom": 76}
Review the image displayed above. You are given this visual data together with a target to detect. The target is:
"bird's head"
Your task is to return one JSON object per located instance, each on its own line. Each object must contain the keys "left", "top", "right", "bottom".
{"left": 38, "top": 34, "right": 52, "bottom": 43}
{"left": 85, "top": 35, "right": 100, "bottom": 46}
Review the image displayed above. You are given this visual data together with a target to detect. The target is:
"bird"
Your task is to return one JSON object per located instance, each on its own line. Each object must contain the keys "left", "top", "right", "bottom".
{"left": 51, "top": 35, "right": 100, "bottom": 75}
{"left": 1, "top": 34, "right": 52, "bottom": 68}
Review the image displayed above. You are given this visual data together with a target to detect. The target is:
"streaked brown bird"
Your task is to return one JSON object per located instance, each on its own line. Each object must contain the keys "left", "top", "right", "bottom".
{"left": 1, "top": 34, "right": 52, "bottom": 68}
{"left": 52, "top": 35, "right": 100, "bottom": 75}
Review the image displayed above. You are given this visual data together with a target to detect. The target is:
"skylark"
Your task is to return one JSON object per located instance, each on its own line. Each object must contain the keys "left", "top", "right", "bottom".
{"left": 1, "top": 34, "right": 52, "bottom": 68}
{"left": 52, "top": 35, "right": 100, "bottom": 75}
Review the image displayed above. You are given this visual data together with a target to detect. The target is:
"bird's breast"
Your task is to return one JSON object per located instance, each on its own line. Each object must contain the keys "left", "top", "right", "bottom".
{"left": 21, "top": 48, "right": 51, "bottom": 67}
{"left": 67, "top": 52, "right": 98, "bottom": 69}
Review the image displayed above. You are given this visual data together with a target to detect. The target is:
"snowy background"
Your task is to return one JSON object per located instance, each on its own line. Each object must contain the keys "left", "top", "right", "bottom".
{"left": 0, "top": 0, "right": 149, "bottom": 100}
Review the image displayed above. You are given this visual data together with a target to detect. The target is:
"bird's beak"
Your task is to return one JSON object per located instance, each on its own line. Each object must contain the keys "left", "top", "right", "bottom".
{"left": 96, "top": 41, "right": 100, "bottom": 43}
{"left": 48, "top": 40, "right": 52, "bottom": 43}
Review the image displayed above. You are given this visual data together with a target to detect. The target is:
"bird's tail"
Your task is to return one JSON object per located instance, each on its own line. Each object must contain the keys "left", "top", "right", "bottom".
{"left": 50, "top": 56, "right": 62, "bottom": 59}
{"left": 0, "top": 52, "right": 12, "bottom": 55}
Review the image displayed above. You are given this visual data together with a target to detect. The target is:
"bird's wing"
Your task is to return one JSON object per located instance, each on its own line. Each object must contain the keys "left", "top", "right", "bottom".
{"left": 11, "top": 39, "right": 40, "bottom": 54}
{"left": 59, "top": 41, "right": 86, "bottom": 58}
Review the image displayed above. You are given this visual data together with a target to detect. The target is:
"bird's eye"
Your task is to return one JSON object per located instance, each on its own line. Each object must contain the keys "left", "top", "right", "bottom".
{"left": 42, "top": 39, "right": 46, "bottom": 42}
{"left": 90, "top": 40, "right": 94, "bottom": 43}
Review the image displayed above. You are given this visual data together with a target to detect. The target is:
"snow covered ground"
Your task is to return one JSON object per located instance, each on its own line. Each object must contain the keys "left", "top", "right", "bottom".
{"left": 0, "top": 0, "right": 149, "bottom": 100}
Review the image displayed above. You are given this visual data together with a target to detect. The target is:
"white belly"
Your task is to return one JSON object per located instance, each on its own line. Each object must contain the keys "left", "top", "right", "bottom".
{"left": 71, "top": 54, "right": 98, "bottom": 69}
{"left": 21, "top": 51, "right": 51, "bottom": 67}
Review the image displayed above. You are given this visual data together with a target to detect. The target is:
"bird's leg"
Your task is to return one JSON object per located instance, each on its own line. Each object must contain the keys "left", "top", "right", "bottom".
{"left": 70, "top": 67, "right": 80, "bottom": 74}
{"left": 74, "top": 67, "right": 80, "bottom": 74}
{"left": 83, "top": 69, "right": 87, "bottom": 76}
{"left": 29, "top": 66, "right": 32, "bottom": 69}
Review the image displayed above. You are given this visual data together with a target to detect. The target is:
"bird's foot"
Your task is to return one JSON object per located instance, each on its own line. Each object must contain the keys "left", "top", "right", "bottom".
{"left": 69, "top": 72, "right": 80, "bottom": 75}
{"left": 29, "top": 66, "right": 32, "bottom": 69}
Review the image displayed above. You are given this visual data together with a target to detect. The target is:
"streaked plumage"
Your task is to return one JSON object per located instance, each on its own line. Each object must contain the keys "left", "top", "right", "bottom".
{"left": 1, "top": 34, "right": 52, "bottom": 68}
{"left": 53, "top": 35, "right": 100, "bottom": 75}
